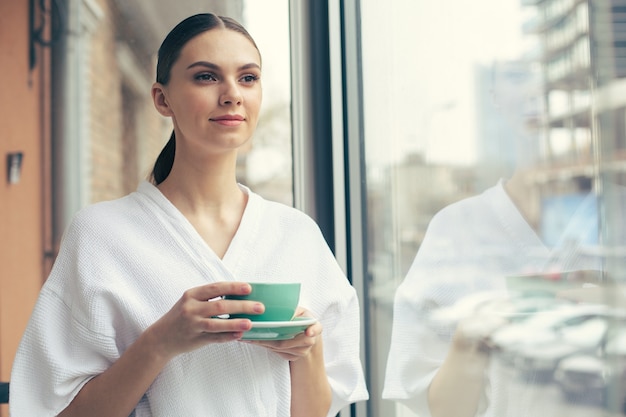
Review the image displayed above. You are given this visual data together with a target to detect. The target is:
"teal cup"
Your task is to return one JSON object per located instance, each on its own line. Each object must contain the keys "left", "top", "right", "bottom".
{"left": 227, "top": 282, "right": 301, "bottom": 321}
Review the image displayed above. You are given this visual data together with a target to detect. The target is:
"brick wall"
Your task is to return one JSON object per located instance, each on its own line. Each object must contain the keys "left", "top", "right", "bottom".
{"left": 88, "top": 0, "right": 169, "bottom": 204}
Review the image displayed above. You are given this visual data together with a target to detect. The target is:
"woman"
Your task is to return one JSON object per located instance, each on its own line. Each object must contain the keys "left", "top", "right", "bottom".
{"left": 10, "top": 13, "right": 368, "bottom": 417}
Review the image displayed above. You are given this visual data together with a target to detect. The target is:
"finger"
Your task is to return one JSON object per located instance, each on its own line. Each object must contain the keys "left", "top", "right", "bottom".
{"left": 304, "top": 322, "right": 323, "bottom": 337}
{"left": 293, "top": 306, "right": 308, "bottom": 317}
{"left": 271, "top": 351, "right": 301, "bottom": 361}
{"left": 198, "top": 297, "right": 265, "bottom": 319}
{"left": 187, "top": 282, "right": 252, "bottom": 302}
{"left": 199, "top": 317, "right": 253, "bottom": 334}
{"left": 252, "top": 331, "right": 317, "bottom": 351}
{"left": 264, "top": 344, "right": 312, "bottom": 361}
{"left": 252, "top": 342, "right": 309, "bottom": 357}
{"left": 198, "top": 330, "right": 247, "bottom": 344}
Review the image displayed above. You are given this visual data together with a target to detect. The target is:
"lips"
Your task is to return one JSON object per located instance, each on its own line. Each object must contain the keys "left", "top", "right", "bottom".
{"left": 211, "top": 114, "right": 244, "bottom": 121}
{"left": 210, "top": 114, "right": 245, "bottom": 127}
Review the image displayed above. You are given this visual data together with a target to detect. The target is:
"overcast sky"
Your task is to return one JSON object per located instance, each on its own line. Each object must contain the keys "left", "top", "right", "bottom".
{"left": 243, "top": 0, "right": 291, "bottom": 104}
{"left": 243, "top": 0, "right": 529, "bottom": 167}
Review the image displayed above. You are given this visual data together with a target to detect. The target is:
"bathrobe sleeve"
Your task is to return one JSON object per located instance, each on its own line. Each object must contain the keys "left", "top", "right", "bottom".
{"left": 9, "top": 207, "right": 127, "bottom": 416}
{"left": 381, "top": 211, "right": 457, "bottom": 417}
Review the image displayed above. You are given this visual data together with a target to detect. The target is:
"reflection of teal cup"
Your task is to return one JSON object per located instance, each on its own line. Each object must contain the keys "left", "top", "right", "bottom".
{"left": 227, "top": 282, "right": 301, "bottom": 321}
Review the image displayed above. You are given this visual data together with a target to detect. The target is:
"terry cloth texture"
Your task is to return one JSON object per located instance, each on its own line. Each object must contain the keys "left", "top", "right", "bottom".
{"left": 10, "top": 181, "right": 368, "bottom": 416}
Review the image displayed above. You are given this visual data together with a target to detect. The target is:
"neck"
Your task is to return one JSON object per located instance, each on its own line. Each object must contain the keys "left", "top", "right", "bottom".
{"left": 504, "top": 171, "right": 534, "bottom": 227}
{"left": 156, "top": 153, "right": 244, "bottom": 216}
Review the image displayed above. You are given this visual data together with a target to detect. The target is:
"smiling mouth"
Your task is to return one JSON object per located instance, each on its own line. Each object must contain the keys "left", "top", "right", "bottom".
{"left": 210, "top": 115, "right": 245, "bottom": 122}
{"left": 210, "top": 116, "right": 245, "bottom": 126}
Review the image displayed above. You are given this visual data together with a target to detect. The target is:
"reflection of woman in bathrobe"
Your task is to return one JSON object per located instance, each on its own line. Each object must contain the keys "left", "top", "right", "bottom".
{"left": 382, "top": 59, "right": 619, "bottom": 417}
{"left": 382, "top": 174, "right": 604, "bottom": 417}
{"left": 10, "top": 13, "right": 367, "bottom": 417}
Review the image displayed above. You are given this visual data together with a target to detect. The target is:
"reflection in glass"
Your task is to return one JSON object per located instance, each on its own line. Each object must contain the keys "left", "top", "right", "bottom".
{"left": 358, "top": 0, "right": 626, "bottom": 416}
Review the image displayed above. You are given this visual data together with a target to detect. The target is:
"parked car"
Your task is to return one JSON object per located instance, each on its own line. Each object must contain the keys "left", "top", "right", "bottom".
{"left": 476, "top": 291, "right": 573, "bottom": 323}
{"left": 427, "top": 290, "right": 508, "bottom": 333}
{"left": 427, "top": 290, "right": 571, "bottom": 334}
{"left": 512, "top": 316, "right": 612, "bottom": 381}
{"left": 489, "top": 303, "right": 611, "bottom": 364}
{"left": 554, "top": 326, "right": 626, "bottom": 412}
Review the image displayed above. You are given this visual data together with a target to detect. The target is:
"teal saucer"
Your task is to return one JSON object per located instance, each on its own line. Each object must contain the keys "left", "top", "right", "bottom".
{"left": 241, "top": 317, "right": 317, "bottom": 341}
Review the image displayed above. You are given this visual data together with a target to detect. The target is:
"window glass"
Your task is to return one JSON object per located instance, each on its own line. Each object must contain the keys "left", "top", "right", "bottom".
{"left": 359, "top": 1, "right": 626, "bottom": 416}
{"left": 240, "top": 0, "right": 293, "bottom": 206}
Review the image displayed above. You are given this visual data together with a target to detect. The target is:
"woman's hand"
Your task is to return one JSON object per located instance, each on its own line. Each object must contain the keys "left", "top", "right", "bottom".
{"left": 244, "top": 307, "right": 322, "bottom": 361}
{"left": 452, "top": 312, "right": 508, "bottom": 355}
{"left": 428, "top": 307, "right": 508, "bottom": 417}
{"left": 58, "top": 282, "right": 263, "bottom": 417}
{"left": 145, "top": 281, "right": 264, "bottom": 360}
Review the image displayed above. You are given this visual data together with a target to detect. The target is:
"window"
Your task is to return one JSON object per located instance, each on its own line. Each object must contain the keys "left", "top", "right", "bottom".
{"left": 6, "top": 1, "right": 626, "bottom": 416}
{"left": 352, "top": 0, "right": 626, "bottom": 416}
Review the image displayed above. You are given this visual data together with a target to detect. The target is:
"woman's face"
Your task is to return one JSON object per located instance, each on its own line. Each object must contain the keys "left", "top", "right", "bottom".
{"left": 155, "top": 29, "right": 262, "bottom": 157}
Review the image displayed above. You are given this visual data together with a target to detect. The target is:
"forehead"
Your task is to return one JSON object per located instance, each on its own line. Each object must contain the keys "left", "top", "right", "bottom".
{"left": 177, "top": 29, "right": 261, "bottom": 68}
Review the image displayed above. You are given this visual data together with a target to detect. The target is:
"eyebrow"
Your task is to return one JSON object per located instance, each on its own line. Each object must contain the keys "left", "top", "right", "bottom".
{"left": 186, "top": 61, "right": 261, "bottom": 71}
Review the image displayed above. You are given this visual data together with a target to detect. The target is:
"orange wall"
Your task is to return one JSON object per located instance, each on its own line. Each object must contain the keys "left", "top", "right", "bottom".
{"left": 0, "top": 1, "right": 49, "bottom": 414}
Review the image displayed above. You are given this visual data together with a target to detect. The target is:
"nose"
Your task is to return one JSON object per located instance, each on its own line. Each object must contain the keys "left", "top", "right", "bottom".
{"left": 219, "top": 80, "right": 242, "bottom": 106}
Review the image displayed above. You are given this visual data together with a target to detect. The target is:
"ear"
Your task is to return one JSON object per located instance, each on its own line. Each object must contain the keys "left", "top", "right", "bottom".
{"left": 152, "top": 83, "right": 173, "bottom": 117}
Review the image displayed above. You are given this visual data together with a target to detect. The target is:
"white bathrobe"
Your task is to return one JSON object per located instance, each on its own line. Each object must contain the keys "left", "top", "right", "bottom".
{"left": 10, "top": 181, "right": 368, "bottom": 416}
{"left": 382, "top": 179, "right": 605, "bottom": 417}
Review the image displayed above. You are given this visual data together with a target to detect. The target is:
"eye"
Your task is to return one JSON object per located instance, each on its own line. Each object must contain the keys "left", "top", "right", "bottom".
{"left": 195, "top": 72, "right": 218, "bottom": 82}
{"left": 240, "top": 74, "right": 260, "bottom": 84}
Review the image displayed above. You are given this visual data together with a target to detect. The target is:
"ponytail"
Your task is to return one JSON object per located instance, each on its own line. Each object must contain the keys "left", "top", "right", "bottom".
{"left": 150, "top": 131, "right": 176, "bottom": 185}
